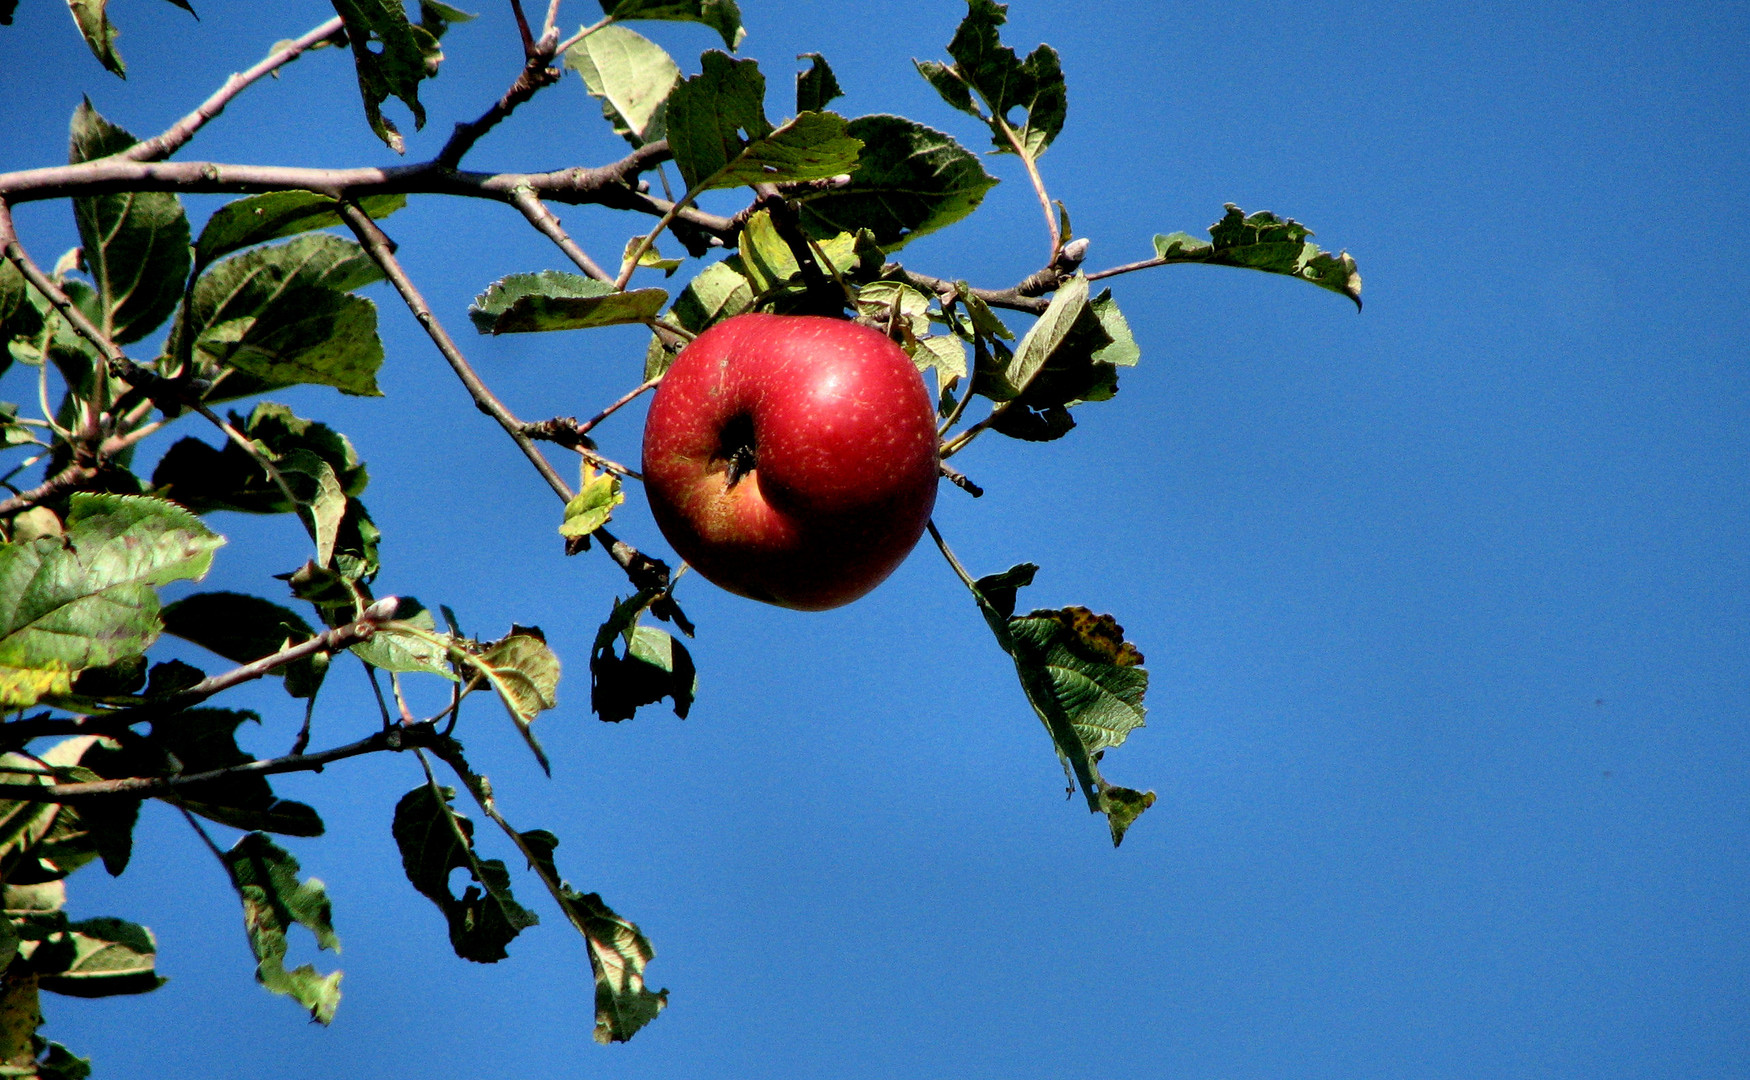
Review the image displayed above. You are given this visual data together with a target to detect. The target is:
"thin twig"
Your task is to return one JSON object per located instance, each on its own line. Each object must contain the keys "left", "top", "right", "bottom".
{"left": 0, "top": 461, "right": 97, "bottom": 517}
{"left": 336, "top": 202, "right": 575, "bottom": 503}
{"left": 0, "top": 722, "right": 446, "bottom": 803}
{"left": 553, "top": 16, "right": 615, "bottom": 58}
{"left": 938, "top": 461, "right": 983, "bottom": 498}
{"left": 583, "top": 374, "right": 662, "bottom": 433}
{"left": 508, "top": 187, "right": 613, "bottom": 282}
{"left": 940, "top": 406, "right": 1007, "bottom": 459}
{"left": 127, "top": 17, "right": 347, "bottom": 163}
{"left": 435, "top": 29, "right": 566, "bottom": 169}
{"left": 925, "top": 519, "right": 978, "bottom": 590}
{"left": 178, "top": 805, "right": 228, "bottom": 862}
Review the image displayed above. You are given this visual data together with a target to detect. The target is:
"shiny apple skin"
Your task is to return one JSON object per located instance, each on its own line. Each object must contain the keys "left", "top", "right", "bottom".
{"left": 641, "top": 313, "right": 940, "bottom": 610}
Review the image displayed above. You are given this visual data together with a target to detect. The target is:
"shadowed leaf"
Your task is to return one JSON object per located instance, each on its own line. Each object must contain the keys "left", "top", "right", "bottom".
{"left": 796, "top": 115, "right": 997, "bottom": 250}
{"left": 1153, "top": 204, "right": 1362, "bottom": 309}
{"left": 330, "top": 0, "right": 435, "bottom": 153}
{"left": 69, "top": 101, "right": 191, "bottom": 344}
{"left": 915, "top": 0, "right": 1066, "bottom": 158}
{"left": 161, "top": 591, "right": 324, "bottom": 699}
{"left": 194, "top": 191, "right": 405, "bottom": 268}
{"left": 393, "top": 784, "right": 538, "bottom": 963}
{"left": 794, "top": 52, "right": 841, "bottom": 113}
{"left": 599, "top": 0, "right": 743, "bottom": 50}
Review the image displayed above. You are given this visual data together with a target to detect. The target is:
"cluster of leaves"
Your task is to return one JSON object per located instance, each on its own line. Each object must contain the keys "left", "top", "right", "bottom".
{"left": 0, "top": 0, "right": 1363, "bottom": 1069}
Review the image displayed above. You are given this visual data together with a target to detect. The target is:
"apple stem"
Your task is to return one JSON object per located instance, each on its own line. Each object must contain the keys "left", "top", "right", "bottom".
{"left": 925, "top": 519, "right": 979, "bottom": 590}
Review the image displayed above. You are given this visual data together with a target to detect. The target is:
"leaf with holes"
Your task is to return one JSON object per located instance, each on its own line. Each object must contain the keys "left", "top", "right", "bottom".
{"left": 392, "top": 784, "right": 538, "bottom": 963}
{"left": 330, "top": 0, "right": 436, "bottom": 153}
{"left": 914, "top": 0, "right": 1066, "bottom": 158}
{"left": 222, "top": 832, "right": 342, "bottom": 1023}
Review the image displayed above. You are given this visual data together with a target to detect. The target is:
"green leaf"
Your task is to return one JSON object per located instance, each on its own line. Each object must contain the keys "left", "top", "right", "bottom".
{"left": 559, "top": 467, "right": 624, "bottom": 539}
{"left": 69, "top": 101, "right": 191, "bottom": 344}
{"left": 151, "top": 400, "right": 369, "bottom": 515}
{"left": 599, "top": 0, "right": 743, "bottom": 51}
{"left": 1153, "top": 205, "right": 1362, "bottom": 309}
{"left": 0, "top": 495, "right": 221, "bottom": 698}
{"left": 964, "top": 565, "right": 1154, "bottom": 846}
{"left": 418, "top": 0, "right": 475, "bottom": 38}
{"left": 795, "top": 52, "right": 841, "bottom": 113}
{"left": 914, "top": 0, "right": 1066, "bottom": 158}
{"left": 469, "top": 626, "right": 561, "bottom": 773}
{"left": 0, "top": 742, "right": 126, "bottom": 884}
{"left": 143, "top": 709, "right": 325, "bottom": 836}
{"left": 222, "top": 832, "right": 342, "bottom": 1023}
{"left": 33, "top": 1040, "right": 92, "bottom": 1080}
{"left": 564, "top": 24, "right": 680, "bottom": 145}
{"left": 330, "top": 0, "right": 432, "bottom": 153}
{"left": 66, "top": 0, "right": 124, "bottom": 76}
{"left": 34, "top": 917, "right": 165, "bottom": 998}
{"left": 181, "top": 233, "right": 385, "bottom": 396}
{"left": 729, "top": 210, "right": 880, "bottom": 297}
{"left": 194, "top": 191, "right": 405, "bottom": 269}
{"left": 2, "top": 248, "right": 46, "bottom": 349}
{"left": 654, "top": 261, "right": 754, "bottom": 368}
{"left": 853, "top": 280, "right": 932, "bottom": 338}
{"left": 519, "top": 831, "right": 666, "bottom": 1042}
{"left": 161, "top": 591, "right": 325, "bottom": 699}
{"left": 392, "top": 783, "right": 538, "bottom": 963}
{"left": 467, "top": 271, "right": 667, "bottom": 334}
{"left": 590, "top": 592, "right": 696, "bottom": 723}
{"left": 665, "top": 52, "right": 861, "bottom": 192}
{"left": 911, "top": 334, "right": 968, "bottom": 384}
{"left": 985, "top": 272, "right": 1088, "bottom": 401}
{"left": 795, "top": 115, "right": 998, "bottom": 251}
{"left": 621, "top": 235, "right": 684, "bottom": 278}
{"left": 352, "top": 598, "right": 455, "bottom": 678}
{"left": 987, "top": 287, "right": 1137, "bottom": 434}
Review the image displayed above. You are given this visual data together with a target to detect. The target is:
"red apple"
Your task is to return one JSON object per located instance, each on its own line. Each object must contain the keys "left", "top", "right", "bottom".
{"left": 641, "top": 313, "right": 940, "bottom": 610}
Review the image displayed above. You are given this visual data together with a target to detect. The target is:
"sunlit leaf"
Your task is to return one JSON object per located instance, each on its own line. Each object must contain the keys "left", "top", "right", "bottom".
{"left": 559, "top": 467, "right": 624, "bottom": 539}
{"left": 468, "top": 271, "right": 667, "bottom": 334}
{"left": 32, "top": 917, "right": 165, "bottom": 998}
{"left": 470, "top": 627, "right": 560, "bottom": 773}
{"left": 963, "top": 564, "right": 1154, "bottom": 846}
{"left": 180, "top": 234, "right": 385, "bottom": 396}
{"left": 519, "top": 830, "right": 666, "bottom": 1042}
{"left": 0, "top": 495, "right": 221, "bottom": 698}
{"left": 222, "top": 832, "right": 342, "bottom": 1022}
{"left": 665, "top": 53, "right": 860, "bottom": 192}
{"left": 564, "top": 24, "right": 679, "bottom": 145}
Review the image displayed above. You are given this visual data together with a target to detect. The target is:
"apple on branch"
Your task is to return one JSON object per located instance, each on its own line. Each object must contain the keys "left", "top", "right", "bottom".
{"left": 641, "top": 314, "right": 941, "bottom": 610}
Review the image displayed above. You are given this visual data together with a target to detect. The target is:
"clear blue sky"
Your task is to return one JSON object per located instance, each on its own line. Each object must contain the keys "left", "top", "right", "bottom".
{"left": 2, "top": 1, "right": 1746, "bottom": 1077}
